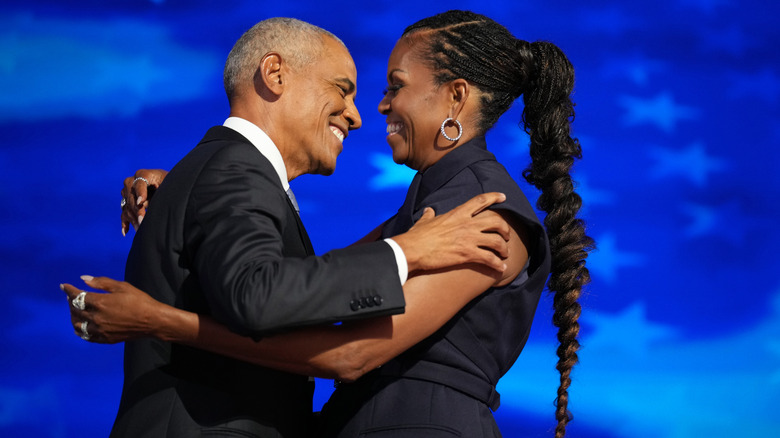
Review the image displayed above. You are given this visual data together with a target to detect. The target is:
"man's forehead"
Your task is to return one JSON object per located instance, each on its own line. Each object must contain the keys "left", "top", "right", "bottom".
{"left": 323, "top": 42, "right": 355, "bottom": 66}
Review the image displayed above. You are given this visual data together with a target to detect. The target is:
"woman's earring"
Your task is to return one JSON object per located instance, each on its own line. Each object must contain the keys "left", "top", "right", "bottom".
{"left": 440, "top": 117, "right": 463, "bottom": 142}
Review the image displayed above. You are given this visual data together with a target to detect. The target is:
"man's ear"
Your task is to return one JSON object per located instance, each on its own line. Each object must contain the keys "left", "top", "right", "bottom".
{"left": 254, "top": 52, "right": 284, "bottom": 97}
{"left": 448, "top": 78, "right": 470, "bottom": 119}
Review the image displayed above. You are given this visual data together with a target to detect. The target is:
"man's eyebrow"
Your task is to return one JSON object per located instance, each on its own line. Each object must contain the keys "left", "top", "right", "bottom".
{"left": 335, "top": 78, "right": 355, "bottom": 93}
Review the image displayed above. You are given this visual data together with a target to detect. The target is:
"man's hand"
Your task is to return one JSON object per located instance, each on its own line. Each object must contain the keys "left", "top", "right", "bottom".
{"left": 392, "top": 192, "right": 511, "bottom": 273}
{"left": 62, "top": 276, "right": 160, "bottom": 344}
{"left": 121, "top": 169, "right": 168, "bottom": 236}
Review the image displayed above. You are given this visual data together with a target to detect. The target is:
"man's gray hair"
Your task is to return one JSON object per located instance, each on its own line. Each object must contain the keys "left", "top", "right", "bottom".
{"left": 223, "top": 17, "right": 344, "bottom": 100}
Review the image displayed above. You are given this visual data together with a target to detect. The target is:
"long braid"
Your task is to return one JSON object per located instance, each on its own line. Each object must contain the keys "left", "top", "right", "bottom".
{"left": 404, "top": 11, "right": 594, "bottom": 437}
{"left": 522, "top": 41, "right": 594, "bottom": 438}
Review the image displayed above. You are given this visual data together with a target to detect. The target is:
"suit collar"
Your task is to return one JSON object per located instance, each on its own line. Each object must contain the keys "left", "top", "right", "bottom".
{"left": 223, "top": 117, "right": 290, "bottom": 191}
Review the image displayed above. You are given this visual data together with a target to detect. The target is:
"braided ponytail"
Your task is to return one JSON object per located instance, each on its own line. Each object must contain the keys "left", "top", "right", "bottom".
{"left": 404, "top": 11, "right": 594, "bottom": 437}
{"left": 522, "top": 41, "right": 595, "bottom": 438}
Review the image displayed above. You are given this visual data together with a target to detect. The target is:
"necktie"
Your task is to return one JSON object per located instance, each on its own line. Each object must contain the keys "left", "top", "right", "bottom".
{"left": 285, "top": 186, "right": 313, "bottom": 254}
{"left": 286, "top": 187, "right": 300, "bottom": 214}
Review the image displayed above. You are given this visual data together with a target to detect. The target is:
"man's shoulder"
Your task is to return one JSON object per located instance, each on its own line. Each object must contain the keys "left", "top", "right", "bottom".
{"left": 192, "top": 126, "right": 258, "bottom": 159}
{"left": 174, "top": 126, "right": 270, "bottom": 173}
{"left": 157, "top": 126, "right": 278, "bottom": 200}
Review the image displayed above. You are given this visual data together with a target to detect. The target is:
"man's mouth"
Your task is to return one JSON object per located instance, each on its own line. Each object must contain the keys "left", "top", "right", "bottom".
{"left": 330, "top": 125, "right": 345, "bottom": 142}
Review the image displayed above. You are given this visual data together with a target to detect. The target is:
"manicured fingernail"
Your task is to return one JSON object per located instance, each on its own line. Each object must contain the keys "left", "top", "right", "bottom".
{"left": 60, "top": 284, "right": 65, "bottom": 291}
{"left": 122, "top": 227, "right": 126, "bottom": 237}
{"left": 137, "top": 196, "right": 144, "bottom": 205}
{"left": 81, "top": 275, "right": 94, "bottom": 281}
{"left": 138, "top": 215, "right": 144, "bottom": 225}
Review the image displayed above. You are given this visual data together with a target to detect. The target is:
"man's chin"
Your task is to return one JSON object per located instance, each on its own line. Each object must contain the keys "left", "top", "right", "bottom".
{"left": 315, "top": 163, "right": 337, "bottom": 176}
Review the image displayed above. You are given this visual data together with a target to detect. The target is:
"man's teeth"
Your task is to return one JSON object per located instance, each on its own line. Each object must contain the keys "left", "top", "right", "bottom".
{"left": 330, "top": 126, "right": 344, "bottom": 142}
{"left": 387, "top": 122, "right": 403, "bottom": 134}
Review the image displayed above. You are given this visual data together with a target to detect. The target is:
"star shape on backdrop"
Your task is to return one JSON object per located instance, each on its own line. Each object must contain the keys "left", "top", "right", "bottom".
{"left": 680, "top": 203, "right": 715, "bottom": 237}
{"left": 681, "top": 200, "right": 754, "bottom": 246}
{"left": 618, "top": 92, "right": 699, "bottom": 133}
{"left": 601, "top": 53, "right": 668, "bottom": 86}
{"left": 573, "top": 291, "right": 780, "bottom": 437}
{"left": 648, "top": 142, "right": 726, "bottom": 186}
{"left": 581, "top": 301, "right": 678, "bottom": 357}
{"left": 728, "top": 68, "right": 780, "bottom": 105}
{"left": 588, "top": 233, "right": 645, "bottom": 284}
{"left": 368, "top": 152, "right": 416, "bottom": 190}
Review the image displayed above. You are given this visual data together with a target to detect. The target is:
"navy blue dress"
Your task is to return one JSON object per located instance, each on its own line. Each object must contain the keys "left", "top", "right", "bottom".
{"left": 320, "top": 136, "right": 552, "bottom": 437}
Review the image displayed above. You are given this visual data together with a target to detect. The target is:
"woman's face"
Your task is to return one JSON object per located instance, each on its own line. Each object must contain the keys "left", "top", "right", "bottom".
{"left": 378, "top": 37, "right": 454, "bottom": 171}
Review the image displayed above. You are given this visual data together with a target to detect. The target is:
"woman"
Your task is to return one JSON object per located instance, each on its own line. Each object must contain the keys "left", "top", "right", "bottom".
{"left": 66, "top": 10, "right": 593, "bottom": 437}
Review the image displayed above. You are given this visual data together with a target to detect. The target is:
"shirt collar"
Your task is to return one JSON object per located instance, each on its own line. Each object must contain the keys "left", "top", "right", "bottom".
{"left": 223, "top": 116, "right": 289, "bottom": 191}
{"left": 417, "top": 136, "right": 494, "bottom": 204}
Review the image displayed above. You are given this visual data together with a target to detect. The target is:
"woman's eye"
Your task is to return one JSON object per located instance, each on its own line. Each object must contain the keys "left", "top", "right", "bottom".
{"left": 383, "top": 85, "right": 402, "bottom": 95}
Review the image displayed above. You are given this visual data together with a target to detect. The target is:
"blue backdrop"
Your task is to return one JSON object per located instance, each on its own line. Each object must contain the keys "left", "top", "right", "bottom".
{"left": 2, "top": 1, "right": 779, "bottom": 437}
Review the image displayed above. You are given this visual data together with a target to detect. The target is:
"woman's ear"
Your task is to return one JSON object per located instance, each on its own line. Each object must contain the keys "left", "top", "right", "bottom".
{"left": 448, "top": 78, "right": 470, "bottom": 119}
{"left": 254, "top": 52, "right": 284, "bottom": 97}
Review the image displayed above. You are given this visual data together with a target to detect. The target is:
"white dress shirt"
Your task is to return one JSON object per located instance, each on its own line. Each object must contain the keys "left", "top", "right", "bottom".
{"left": 223, "top": 117, "right": 408, "bottom": 284}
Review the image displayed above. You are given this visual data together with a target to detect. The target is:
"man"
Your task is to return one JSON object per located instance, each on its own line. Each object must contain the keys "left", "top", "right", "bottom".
{"left": 70, "top": 18, "right": 509, "bottom": 437}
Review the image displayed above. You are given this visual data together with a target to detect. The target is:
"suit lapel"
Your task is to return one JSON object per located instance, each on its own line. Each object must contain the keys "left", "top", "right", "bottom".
{"left": 208, "top": 125, "right": 315, "bottom": 255}
{"left": 285, "top": 195, "right": 314, "bottom": 255}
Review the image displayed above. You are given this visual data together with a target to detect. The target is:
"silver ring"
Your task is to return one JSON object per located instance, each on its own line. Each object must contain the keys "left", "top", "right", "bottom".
{"left": 133, "top": 177, "right": 150, "bottom": 186}
{"left": 72, "top": 291, "right": 87, "bottom": 310}
{"left": 121, "top": 198, "right": 127, "bottom": 208}
{"left": 80, "top": 321, "right": 91, "bottom": 340}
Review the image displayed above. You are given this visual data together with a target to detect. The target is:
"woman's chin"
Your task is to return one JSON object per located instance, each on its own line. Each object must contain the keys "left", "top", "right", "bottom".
{"left": 388, "top": 143, "right": 409, "bottom": 166}
{"left": 391, "top": 154, "right": 407, "bottom": 165}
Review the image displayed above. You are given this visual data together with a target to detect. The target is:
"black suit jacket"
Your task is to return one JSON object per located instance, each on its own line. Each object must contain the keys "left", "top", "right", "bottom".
{"left": 111, "top": 126, "right": 405, "bottom": 437}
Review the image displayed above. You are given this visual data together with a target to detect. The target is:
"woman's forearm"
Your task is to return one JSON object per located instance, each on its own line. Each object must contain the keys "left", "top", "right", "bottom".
{"left": 146, "top": 216, "right": 527, "bottom": 382}
{"left": 191, "top": 314, "right": 385, "bottom": 380}
{"left": 152, "top": 262, "right": 503, "bottom": 382}
{"left": 140, "top": 291, "right": 381, "bottom": 379}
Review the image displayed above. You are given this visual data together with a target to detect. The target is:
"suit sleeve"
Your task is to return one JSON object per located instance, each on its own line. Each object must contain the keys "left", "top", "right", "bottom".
{"left": 185, "top": 144, "right": 405, "bottom": 335}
